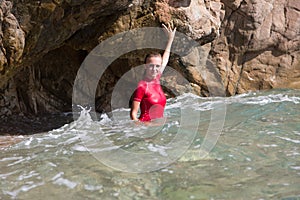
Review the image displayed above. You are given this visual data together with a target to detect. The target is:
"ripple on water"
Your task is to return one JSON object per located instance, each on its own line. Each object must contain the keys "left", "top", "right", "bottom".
{"left": 1, "top": 90, "right": 300, "bottom": 199}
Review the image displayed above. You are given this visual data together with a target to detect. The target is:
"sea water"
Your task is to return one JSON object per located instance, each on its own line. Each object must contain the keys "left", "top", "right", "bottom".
{"left": 0, "top": 89, "right": 299, "bottom": 199}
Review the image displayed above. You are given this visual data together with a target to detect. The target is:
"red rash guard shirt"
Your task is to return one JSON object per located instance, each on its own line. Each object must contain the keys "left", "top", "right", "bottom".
{"left": 133, "top": 74, "right": 166, "bottom": 121}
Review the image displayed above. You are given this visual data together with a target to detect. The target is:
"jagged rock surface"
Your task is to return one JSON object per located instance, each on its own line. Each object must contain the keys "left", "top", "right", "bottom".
{"left": 0, "top": 0, "right": 299, "bottom": 118}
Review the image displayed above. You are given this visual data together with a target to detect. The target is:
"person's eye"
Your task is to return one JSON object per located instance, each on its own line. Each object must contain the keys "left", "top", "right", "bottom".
{"left": 147, "top": 64, "right": 161, "bottom": 68}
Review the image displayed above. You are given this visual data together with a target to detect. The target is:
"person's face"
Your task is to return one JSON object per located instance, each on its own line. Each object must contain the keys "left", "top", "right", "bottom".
{"left": 144, "top": 56, "right": 162, "bottom": 79}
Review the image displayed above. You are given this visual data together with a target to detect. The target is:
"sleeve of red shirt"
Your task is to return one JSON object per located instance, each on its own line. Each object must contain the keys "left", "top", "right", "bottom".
{"left": 133, "top": 82, "right": 146, "bottom": 102}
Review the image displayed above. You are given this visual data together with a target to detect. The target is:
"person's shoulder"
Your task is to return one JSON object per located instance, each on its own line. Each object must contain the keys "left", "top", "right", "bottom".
{"left": 137, "top": 80, "right": 147, "bottom": 88}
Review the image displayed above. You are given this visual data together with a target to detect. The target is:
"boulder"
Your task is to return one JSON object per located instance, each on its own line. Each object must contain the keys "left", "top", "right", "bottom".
{"left": 0, "top": 0, "right": 299, "bottom": 118}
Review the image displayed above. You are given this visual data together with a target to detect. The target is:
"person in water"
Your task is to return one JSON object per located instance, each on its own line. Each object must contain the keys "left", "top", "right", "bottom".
{"left": 130, "top": 23, "right": 176, "bottom": 122}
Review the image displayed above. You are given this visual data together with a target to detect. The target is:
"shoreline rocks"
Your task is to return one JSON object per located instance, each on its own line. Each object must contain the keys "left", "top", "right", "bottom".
{"left": 0, "top": 0, "right": 299, "bottom": 118}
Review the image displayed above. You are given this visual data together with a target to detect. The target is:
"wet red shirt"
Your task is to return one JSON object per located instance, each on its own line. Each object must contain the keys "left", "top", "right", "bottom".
{"left": 133, "top": 74, "right": 166, "bottom": 121}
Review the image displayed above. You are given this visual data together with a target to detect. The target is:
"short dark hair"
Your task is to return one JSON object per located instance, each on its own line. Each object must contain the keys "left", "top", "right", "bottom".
{"left": 144, "top": 52, "right": 162, "bottom": 63}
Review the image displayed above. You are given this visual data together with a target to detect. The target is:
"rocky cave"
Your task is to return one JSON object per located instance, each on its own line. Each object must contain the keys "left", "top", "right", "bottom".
{"left": 0, "top": 0, "right": 299, "bottom": 134}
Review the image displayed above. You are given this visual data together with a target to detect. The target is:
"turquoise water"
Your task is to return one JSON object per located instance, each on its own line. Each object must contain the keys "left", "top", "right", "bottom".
{"left": 1, "top": 89, "right": 299, "bottom": 199}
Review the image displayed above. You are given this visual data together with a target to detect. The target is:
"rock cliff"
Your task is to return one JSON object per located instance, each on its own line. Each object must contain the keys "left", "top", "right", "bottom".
{"left": 0, "top": 0, "right": 299, "bottom": 118}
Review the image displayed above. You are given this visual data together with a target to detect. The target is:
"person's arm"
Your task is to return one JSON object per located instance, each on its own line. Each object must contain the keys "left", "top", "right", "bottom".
{"left": 130, "top": 83, "right": 145, "bottom": 121}
{"left": 130, "top": 101, "right": 140, "bottom": 121}
{"left": 161, "top": 23, "right": 176, "bottom": 74}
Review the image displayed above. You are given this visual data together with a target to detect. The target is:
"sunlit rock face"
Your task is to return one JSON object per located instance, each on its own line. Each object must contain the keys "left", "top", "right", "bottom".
{"left": 216, "top": 0, "right": 300, "bottom": 95}
{"left": 0, "top": 0, "right": 299, "bottom": 117}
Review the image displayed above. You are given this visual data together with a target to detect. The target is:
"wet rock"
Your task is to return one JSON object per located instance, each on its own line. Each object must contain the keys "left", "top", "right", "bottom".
{"left": 0, "top": 135, "right": 25, "bottom": 149}
{"left": 0, "top": 0, "right": 299, "bottom": 121}
{"left": 0, "top": 0, "right": 25, "bottom": 72}
{"left": 0, "top": 113, "right": 73, "bottom": 135}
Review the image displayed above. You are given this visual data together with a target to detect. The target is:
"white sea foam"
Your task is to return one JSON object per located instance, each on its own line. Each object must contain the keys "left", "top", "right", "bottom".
{"left": 1, "top": 89, "right": 300, "bottom": 199}
{"left": 276, "top": 136, "right": 300, "bottom": 144}
{"left": 227, "top": 93, "right": 300, "bottom": 105}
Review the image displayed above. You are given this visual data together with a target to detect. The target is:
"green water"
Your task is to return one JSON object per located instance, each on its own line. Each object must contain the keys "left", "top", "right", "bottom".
{"left": 1, "top": 89, "right": 299, "bottom": 199}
